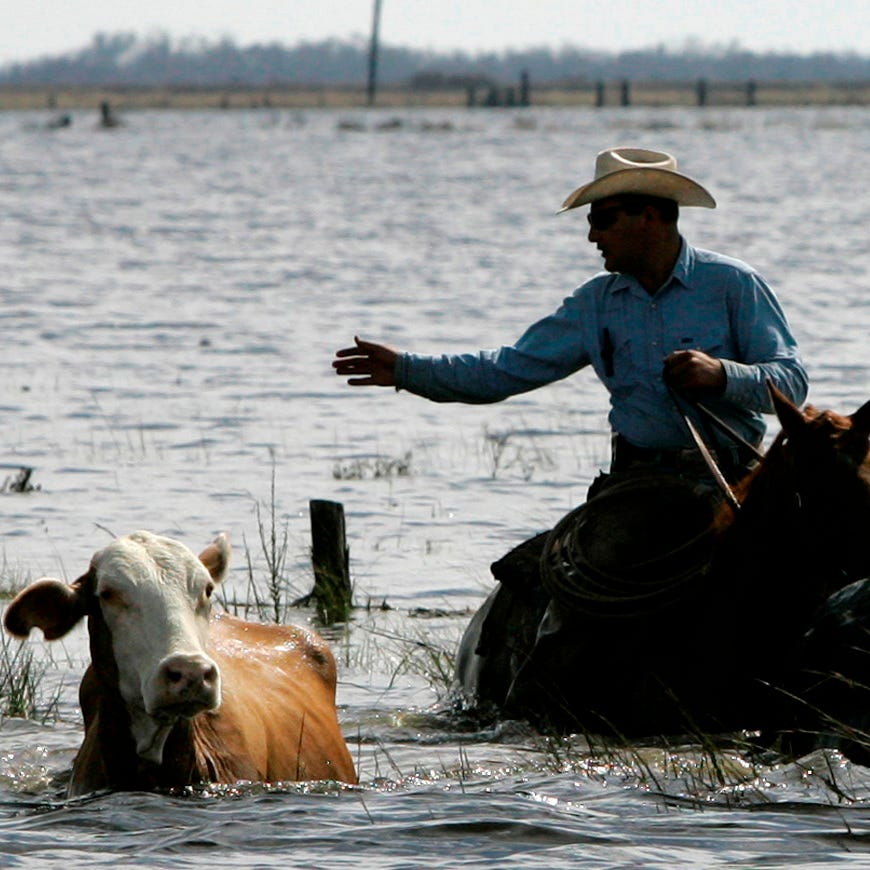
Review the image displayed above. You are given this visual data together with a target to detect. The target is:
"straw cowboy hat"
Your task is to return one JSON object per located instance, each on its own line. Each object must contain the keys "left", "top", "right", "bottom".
{"left": 559, "top": 147, "right": 716, "bottom": 212}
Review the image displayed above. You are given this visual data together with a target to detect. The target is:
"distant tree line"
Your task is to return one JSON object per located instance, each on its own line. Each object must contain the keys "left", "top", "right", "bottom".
{"left": 1, "top": 32, "right": 867, "bottom": 88}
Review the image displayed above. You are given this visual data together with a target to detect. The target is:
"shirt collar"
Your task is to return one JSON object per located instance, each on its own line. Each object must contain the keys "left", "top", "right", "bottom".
{"left": 669, "top": 237, "right": 694, "bottom": 289}
{"left": 607, "top": 237, "right": 694, "bottom": 297}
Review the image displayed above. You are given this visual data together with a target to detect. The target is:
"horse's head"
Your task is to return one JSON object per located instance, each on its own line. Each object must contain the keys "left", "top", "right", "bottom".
{"left": 759, "top": 384, "right": 870, "bottom": 584}
{"left": 770, "top": 384, "right": 870, "bottom": 470}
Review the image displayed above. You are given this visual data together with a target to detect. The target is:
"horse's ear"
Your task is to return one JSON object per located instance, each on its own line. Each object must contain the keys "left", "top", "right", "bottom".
{"left": 850, "top": 398, "right": 870, "bottom": 435}
{"left": 768, "top": 381, "right": 806, "bottom": 436}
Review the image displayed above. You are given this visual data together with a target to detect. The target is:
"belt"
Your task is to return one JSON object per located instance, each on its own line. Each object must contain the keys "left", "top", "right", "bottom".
{"left": 610, "top": 434, "right": 731, "bottom": 474}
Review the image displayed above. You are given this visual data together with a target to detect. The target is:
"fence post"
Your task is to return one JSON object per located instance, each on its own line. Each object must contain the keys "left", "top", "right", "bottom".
{"left": 308, "top": 499, "right": 353, "bottom": 625}
{"left": 519, "top": 69, "right": 531, "bottom": 106}
{"left": 746, "top": 79, "right": 757, "bottom": 107}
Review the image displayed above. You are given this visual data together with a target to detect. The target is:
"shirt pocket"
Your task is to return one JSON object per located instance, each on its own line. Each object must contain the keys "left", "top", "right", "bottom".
{"left": 667, "top": 324, "right": 728, "bottom": 358}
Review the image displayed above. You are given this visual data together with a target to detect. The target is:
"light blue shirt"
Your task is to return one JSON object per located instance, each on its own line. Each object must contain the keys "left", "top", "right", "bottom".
{"left": 395, "top": 240, "right": 808, "bottom": 450}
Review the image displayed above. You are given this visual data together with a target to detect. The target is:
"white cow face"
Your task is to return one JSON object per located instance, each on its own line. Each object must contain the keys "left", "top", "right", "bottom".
{"left": 91, "top": 532, "right": 224, "bottom": 756}
{"left": 3, "top": 531, "right": 232, "bottom": 764}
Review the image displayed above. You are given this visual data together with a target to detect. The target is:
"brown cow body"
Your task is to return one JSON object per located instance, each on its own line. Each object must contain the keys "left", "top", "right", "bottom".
{"left": 3, "top": 531, "right": 356, "bottom": 795}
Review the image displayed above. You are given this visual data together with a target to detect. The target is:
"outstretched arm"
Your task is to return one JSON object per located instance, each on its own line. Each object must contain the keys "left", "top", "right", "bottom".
{"left": 333, "top": 336, "right": 399, "bottom": 387}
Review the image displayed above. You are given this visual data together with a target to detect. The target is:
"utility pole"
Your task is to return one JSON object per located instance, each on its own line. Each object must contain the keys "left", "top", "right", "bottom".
{"left": 367, "top": 0, "right": 382, "bottom": 106}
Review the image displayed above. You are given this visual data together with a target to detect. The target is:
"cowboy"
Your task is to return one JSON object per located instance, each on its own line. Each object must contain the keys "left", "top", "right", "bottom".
{"left": 333, "top": 147, "right": 808, "bottom": 484}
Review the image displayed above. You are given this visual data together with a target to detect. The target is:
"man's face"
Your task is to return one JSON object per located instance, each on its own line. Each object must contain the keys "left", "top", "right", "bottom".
{"left": 586, "top": 197, "right": 648, "bottom": 275}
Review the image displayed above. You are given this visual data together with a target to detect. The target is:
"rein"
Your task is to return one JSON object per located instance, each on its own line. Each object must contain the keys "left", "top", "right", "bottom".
{"left": 667, "top": 387, "right": 743, "bottom": 512}
{"left": 692, "top": 402, "right": 765, "bottom": 463}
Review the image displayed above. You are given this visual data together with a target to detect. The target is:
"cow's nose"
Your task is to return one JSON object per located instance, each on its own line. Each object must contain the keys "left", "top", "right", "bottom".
{"left": 155, "top": 653, "right": 220, "bottom": 709}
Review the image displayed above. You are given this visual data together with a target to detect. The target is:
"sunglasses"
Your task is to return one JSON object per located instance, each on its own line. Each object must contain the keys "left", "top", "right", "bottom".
{"left": 587, "top": 206, "right": 625, "bottom": 231}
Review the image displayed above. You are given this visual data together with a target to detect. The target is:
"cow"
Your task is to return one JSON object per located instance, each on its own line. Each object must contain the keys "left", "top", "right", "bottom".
{"left": 3, "top": 530, "right": 357, "bottom": 795}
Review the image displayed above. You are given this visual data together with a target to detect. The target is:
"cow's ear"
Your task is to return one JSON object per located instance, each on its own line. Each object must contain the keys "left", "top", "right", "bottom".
{"left": 198, "top": 533, "right": 231, "bottom": 584}
{"left": 3, "top": 575, "right": 90, "bottom": 640}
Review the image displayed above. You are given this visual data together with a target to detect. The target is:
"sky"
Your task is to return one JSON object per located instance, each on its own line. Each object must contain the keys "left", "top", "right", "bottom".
{"left": 1, "top": 0, "right": 867, "bottom": 67}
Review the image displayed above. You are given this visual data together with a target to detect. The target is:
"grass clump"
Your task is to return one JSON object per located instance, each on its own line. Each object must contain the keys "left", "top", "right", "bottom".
{"left": 481, "top": 426, "right": 555, "bottom": 481}
{"left": 333, "top": 452, "right": 412, "bottom": 481}
{"left": 0, "top": 557, "right": 32, "bottom": 600}
{"left": 0, "top": 634, "right": 62, "bottom": 724}
{"left": 343, "top": 613, "right": 460, "bottom": 700}
{"left": 247, "top": 457, "right": 294, "bottom": 625}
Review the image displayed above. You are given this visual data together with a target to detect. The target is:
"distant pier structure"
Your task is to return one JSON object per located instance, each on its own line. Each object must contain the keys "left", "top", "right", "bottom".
{"left": 468, "top": 69, "right": 532, "bottom": 108}
{"left": 591, "top": 79, "right": 766, "bottom": 108}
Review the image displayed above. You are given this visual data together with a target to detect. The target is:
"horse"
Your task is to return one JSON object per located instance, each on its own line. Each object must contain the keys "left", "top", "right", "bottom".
{"left": 452, "top": 386, "right": 870, "bottom": 748}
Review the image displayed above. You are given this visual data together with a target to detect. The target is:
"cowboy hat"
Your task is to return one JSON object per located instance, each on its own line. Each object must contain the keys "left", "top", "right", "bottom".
{"left": 559, "top": 147, "right": 716, "bottom": 212}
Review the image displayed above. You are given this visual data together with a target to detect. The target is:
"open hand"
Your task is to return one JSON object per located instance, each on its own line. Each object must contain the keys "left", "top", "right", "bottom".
{"left": 332, "top": 336, "right": 399, "bottom": 387}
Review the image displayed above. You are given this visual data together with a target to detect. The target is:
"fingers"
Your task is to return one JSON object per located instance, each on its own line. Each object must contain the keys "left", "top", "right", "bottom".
{"left": 662, "top": 350, "right": 725, "bottom": 396}
{"left": 334, "top": 336, "right": 371, "bottom": 360}
{"left": 333, "top": 337, "right": 374, "bottom": 371}
{"left": 333, "top": 358, "right": 373, "bottom": 376}
{"left": 332, "top": 336, "right": 398, "bottom": 387}
{"left": 662, "top": 351, "right": 689, "bottom": 386}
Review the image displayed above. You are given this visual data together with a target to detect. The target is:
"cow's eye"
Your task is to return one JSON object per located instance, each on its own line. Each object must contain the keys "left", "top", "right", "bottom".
{"left": 99, "top": 588, "right": 118, "bottom": 604}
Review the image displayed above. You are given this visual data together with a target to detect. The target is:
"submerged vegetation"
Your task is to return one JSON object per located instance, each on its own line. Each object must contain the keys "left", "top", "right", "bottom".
{"left": 333, "top": 452, "right": 412, "bottom": 481}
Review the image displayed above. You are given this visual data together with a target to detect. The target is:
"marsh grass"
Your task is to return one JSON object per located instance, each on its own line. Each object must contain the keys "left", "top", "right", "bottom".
{"left": 341, "top": 612, "right": 461, "bottom": 700}
{"left": 481, "top": 425, "right": 556, "bottom": 481}
{"left": 0, "top": 633, "right": 63, "bottom": 724}
{"left": 0, "top": 556, "right": 32, "bottom": 600}
{"left": 222, "top": 455, "right": 356, "bottom": 626}
{"left": 247, "top": 458, "right": 293, "bottom": 624}
{"left": 216, "top": 452, "right": 308, "bottom": 624}
{"left": 333, "top": 452, "right": 412, "bottom": 481}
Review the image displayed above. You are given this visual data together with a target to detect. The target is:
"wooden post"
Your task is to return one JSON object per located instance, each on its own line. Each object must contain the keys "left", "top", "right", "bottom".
{"left": 620, "top": 79, "right": 631, "bottom": 107}
{"left": 308, "top": 499, "right": 353, "bottom": 625}
{"left": 367, "top": 0, "right": 383, "bottom": 107}
{"left": 519, "top": 69, "right": 530, "bottom": 106}
{"left": 746, "top": 79, "right": 757, "bottom": 107}
{"left": 696, "top": 78, "right": 708, "bottom": 107}
{"left": 595, "top": 80, "right": 605, "bottom": 107}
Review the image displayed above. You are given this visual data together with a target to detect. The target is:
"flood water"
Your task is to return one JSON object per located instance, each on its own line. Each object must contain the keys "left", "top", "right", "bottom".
{"left": 0, "top": 103, "right": 869, "bottom": 868}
